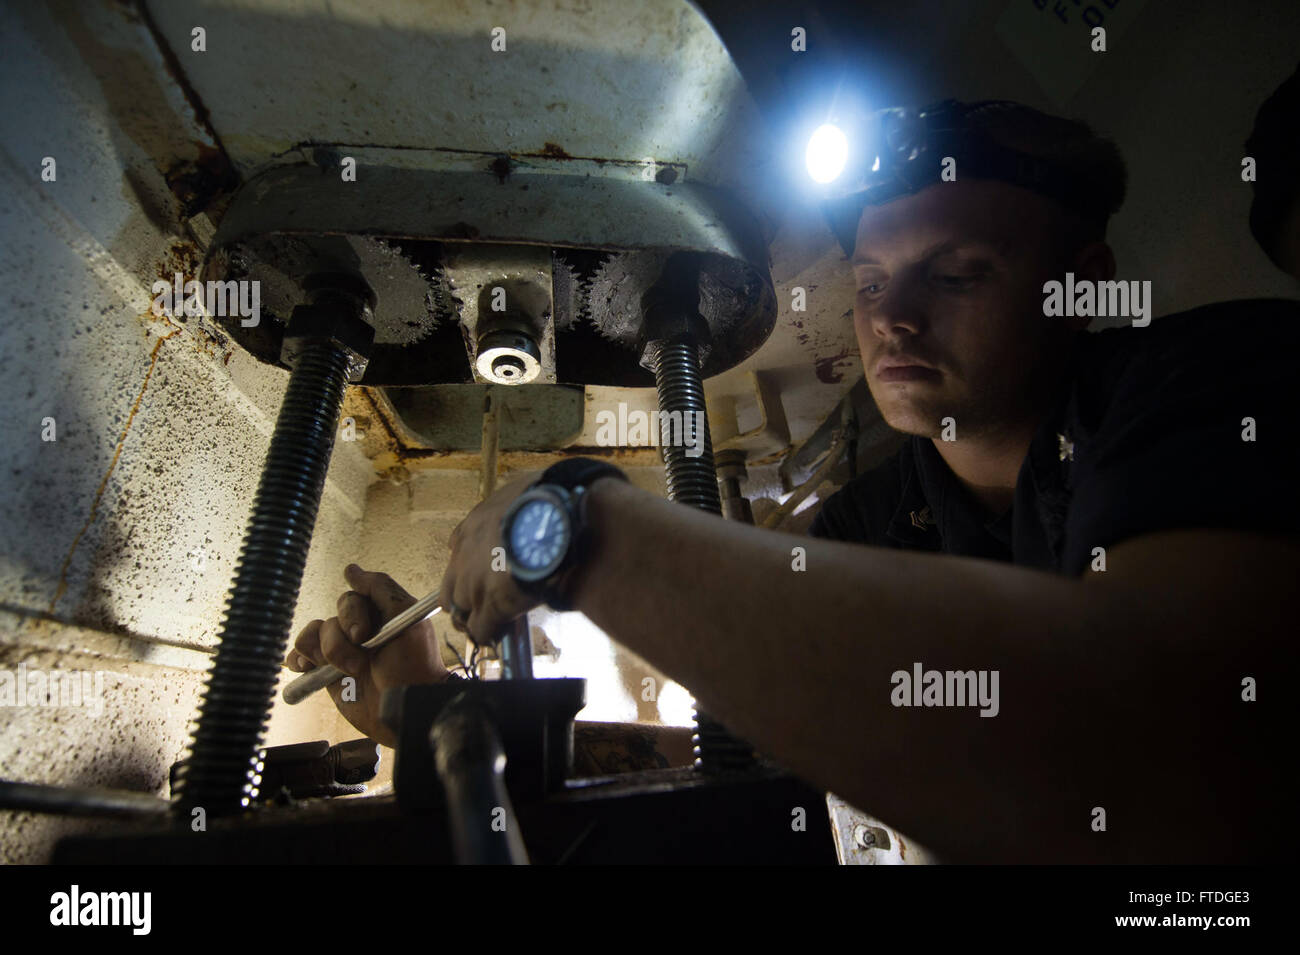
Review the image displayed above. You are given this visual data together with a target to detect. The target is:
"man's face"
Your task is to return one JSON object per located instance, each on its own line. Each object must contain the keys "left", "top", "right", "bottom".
{"left": 851, "top": 180, "right": 1081, "bottom": 439}
{"left": 1274, "top": 196, "right": 1300, "bottom": 281}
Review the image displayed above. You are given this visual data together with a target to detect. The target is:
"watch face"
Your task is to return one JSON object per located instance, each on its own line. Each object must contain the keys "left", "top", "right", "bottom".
{"left": 508, "top": 497, "right": 571, "bottom": 575}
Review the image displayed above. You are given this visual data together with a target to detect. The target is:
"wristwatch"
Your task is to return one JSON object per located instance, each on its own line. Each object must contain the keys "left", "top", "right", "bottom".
{"left": 500, "top": 458, "right": 627, "bottom": 611}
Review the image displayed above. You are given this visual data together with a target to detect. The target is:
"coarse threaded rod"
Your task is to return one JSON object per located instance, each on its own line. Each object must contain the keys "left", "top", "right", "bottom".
{"left": 651, "top": 341, "right": 722, "bottom": 511}
{"left": 174, "top": 339, "right": 352, "bottom": 817}
{"left": 650, "top": 339, "right": 755, "bottom": 773}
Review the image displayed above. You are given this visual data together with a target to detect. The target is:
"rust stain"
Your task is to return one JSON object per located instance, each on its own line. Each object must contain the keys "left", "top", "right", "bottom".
{"left": 145, "top": 240, "right": 239, "bottom": 366}
{"left": 133, "top": 0, "right": 239, "bottom": 218}
{"left": 163, "top": 142, "right": 238, "bottom": 219}
{"left": 59, "top": 0, "right": 238, "bottom": 223}
{"left": 353, "top": 390, "right": 668, "bottom": 478}
{"left": 814, "top": 350, "right": 856, "bottom": 384}
{"left": 360, "top": 388, "right": 407, "bottom": 450}
{"left": 155, "top": 240, "right": 201, "bottom": 285}
{"left": 48, "top": 325, "right": 180, "bottom": 615}
{"left": 508, "top": 143, "right": 686, "bottom": 179}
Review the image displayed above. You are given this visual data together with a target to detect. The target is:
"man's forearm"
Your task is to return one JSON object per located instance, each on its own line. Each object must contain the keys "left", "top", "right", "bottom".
{"left": 566, "top": 477, "right": 1286, "bottom": 861}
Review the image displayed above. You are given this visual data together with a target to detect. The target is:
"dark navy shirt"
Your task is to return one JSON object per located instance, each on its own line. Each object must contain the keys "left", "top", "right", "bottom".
{"left": 809, "top": 299, "right": 1300, "bottom": 574}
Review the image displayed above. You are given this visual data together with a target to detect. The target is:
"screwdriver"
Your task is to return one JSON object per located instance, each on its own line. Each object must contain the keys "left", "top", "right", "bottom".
{"left": 282, "top": 588, "right": 443, "bottom": 705}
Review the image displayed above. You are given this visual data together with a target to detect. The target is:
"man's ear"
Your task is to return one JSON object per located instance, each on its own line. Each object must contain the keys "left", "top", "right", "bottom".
{"left": 1073, "top": 240, "right": 1116, "bottom": 282}
{"left": 1064, "top": 241, "right": 1117, "bottom": 331}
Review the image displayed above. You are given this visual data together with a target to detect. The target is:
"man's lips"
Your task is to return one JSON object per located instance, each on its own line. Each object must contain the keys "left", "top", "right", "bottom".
{"left": 875, "top": 357, "right": 941, "bottom": 382}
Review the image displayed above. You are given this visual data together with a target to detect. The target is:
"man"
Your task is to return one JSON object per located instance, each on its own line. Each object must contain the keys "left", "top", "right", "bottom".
{"left": 287, "top": 100, "right": 1297, "bottom": 863}
{"left": 1246, "top": 60, "right": 1300, "bottom": 281}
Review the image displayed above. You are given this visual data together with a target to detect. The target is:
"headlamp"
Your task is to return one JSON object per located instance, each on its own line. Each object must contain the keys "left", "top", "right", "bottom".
{"left": 815, "top": 99, "right": 1106, "bottom": 257}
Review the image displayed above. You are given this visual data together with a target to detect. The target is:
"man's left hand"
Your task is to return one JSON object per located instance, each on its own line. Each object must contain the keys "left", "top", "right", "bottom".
{"left": 439, "top": 475, "right": 542, "bottom": 643}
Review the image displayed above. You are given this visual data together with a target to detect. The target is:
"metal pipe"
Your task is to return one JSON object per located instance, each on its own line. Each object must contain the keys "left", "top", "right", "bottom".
{"left": 479, "top": 389, "right": 500, "bottom": 500}
{"left": 0, "top": 779, "right": 170, "bottom": 819}
{"left": 716, "top": 448, "right": 755, "bottom": 524}
{"left": 430, "top": 695, "right": 529, "bottom": 864}
{"left": 498, "top": 615, "right": 534, "bottom": 680}
{"left": 762, "top": 426, "right": 849, "bottom": 529}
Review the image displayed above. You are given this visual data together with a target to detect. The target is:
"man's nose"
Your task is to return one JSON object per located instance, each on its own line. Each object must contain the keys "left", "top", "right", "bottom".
{"left": 862, "top": 281, "right": 926, "bottom": 340}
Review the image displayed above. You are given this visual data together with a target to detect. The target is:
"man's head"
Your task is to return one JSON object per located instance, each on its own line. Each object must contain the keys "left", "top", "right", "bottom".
{"left": 1245, "top": 62, "right": 1300, "bottom": 281}
{"left": 839, "top": 102, "right": 1126, "bottom": 440}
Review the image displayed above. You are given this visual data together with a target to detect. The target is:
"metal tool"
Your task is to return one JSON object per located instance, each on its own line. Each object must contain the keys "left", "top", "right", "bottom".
{"left": 0, "top": 779, "right": 170, "bottom": 819}
{"left": 282, "top": 588, "right": 443, "bottom": 704}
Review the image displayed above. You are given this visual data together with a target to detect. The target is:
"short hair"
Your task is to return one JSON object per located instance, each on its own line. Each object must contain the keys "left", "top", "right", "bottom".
{"left": 1244, "top": 62, "right": 1300, "bottom": 272}
{"left": 829, "top": 99, "right": 1128, "bottom": 255}
{"left": 959, "top": 100, "right": 1126, "bottom": 239}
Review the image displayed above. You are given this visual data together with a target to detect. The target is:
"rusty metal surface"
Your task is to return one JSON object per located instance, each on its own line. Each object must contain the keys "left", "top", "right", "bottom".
{"left": 383, "top": 384, "right": 584, "bottom": 452}
{"left": 243, "top": 235, "right": 439, "bottom": 347}
{"left": 441, "top": 243, "right": 555, "bottom": 385}
{"left": 30, "top": 1, "right": 239, "bottom": 224}
{"left": 115, "top": 0, "right": 851, "bottom": 445}
{"left": 825, "top": 792, "right": 936, "bottom": 865}
{"left": 142, "top": 0, "right": 770, "bottom": 202}
{"left": 205, "top": 158, "right": 774, "bottom": 280}
{"left": 201, "top": 160, "right": 777, "bottom": 383}
{"left": 339, "top": 386, "right": 667, "bottom": 479}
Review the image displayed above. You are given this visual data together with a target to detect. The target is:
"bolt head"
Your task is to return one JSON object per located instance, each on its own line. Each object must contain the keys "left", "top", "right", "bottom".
{"left": 281, "top": 300, "right": 375, "bottom": 381}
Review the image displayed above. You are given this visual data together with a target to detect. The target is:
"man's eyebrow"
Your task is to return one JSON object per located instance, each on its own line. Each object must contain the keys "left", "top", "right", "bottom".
{"left": 850, "top": 239, "right": 1007, "bottom": 267}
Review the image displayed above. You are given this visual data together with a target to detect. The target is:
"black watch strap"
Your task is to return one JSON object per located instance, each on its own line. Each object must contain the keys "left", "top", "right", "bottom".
{"left": 536, "top": 458, "right": 628, "bottom": 493}
{"left": 530, "top": 458, "right": 627, "bottom": 610}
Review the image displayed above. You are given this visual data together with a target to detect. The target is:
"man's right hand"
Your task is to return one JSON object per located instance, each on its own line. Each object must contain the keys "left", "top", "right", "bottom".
{"left": 284, "top": 564, "right": 449, "bottom": 747}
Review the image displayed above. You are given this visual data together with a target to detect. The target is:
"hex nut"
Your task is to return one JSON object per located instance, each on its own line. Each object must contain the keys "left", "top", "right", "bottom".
{"left": 714, "top": 449, "right": 749, "bottom": 481}
{"left": 281, "top": 300, "right": 376, "bottom": 381}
